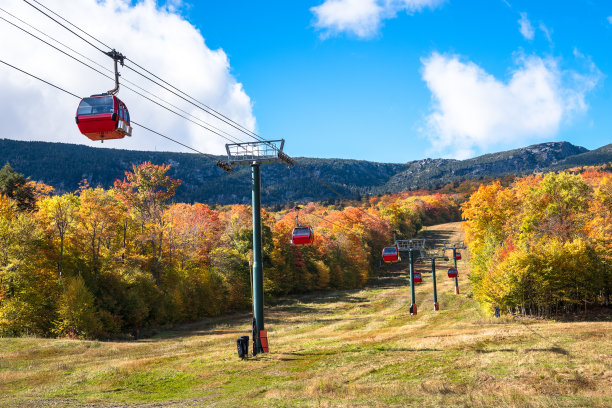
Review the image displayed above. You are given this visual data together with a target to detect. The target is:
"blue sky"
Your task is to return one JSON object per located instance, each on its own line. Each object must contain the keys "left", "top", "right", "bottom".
{"left": 0, "top": 0, "right": 610, "bottom": 163}
{"left": 177, "top": 0, "right": 611, "bottom": 162}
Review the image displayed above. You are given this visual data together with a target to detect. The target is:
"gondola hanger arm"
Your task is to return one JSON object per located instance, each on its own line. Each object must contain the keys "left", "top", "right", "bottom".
{"left": 105, "top": 49, "right": 125, "bottom": 95}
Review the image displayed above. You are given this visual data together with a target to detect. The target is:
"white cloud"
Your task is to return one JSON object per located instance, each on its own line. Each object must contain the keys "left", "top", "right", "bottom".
{"left": 539, "top": 23, "right": 552, "bottom": 43}
{"left": 421, "top": 52, "right": 601, "bottom": 159}
{"left": 608, "top": 16, "right": 612, "bottom": 24}
{"left": 311, "top": 0, "right": 444, "bottom": 39}
{"left": 518, "top": 12, "right": 534, "bottom": 40}
{"left": 311, "top": 0, "right": 382, "bottom": 38}
{"left": 0, "top": 0, "right": 255, "bottom": 155}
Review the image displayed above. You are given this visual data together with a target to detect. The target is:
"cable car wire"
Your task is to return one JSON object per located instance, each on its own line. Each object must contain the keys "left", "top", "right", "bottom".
{"left": 1, "top": 57, "right": 375, "bottom": 244}
{"left": 19, "top": 0, "right": 257, "bottom": 145}
{"left": 16, "top": 0, "right": 391, "bottom": 223}
{"left": 0, "top": 6, "right": 246, "bottom": 146}
{"left": 0, "top": 59, "right": 80, "bottom": 99}
{"left": 307, "top": 212, "right": 360, "bottom": 235}
{"left": 259, "top": 180, "right": 360, "bottom": 237}
{"left": 130, "top": 121, "right": 218, "bottom": 160}
{"left": 22, "top": 0, "right": 110, "bottom": 54}
{"left": 292, "top": 162, "right": 382, "bottom": 224}
{"left": 123, "top": 62, "right": 266, "bottom": 144}
{"left": 21, "top": 0, "right": 266, "bottom": 146}
{"left": 261, "top": 163, "right": 378, "bottom": 235}
{"left": 0, "top": 57, "right": 220, "bottom": 164}
{"left": 0, "top": 15, "right": 248, "bottom": 145}
{"left": 0, "top": 14, "right": 111, "bottom": 82}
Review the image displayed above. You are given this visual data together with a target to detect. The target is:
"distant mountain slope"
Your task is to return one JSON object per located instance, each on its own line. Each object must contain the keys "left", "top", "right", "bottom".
{"left": 550, "top": 144, "right": 612, "bottom": 169}
{"left": 382, "top": 142, "right": 592, "bottom": 192}
{"left": 0, "top": 139, "right": 608, "bottom": 204}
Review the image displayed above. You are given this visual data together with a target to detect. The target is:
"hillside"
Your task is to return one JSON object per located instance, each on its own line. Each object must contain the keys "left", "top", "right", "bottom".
{"left": 550, "top": 143, "right": 612, "bottom": 169}
{"left": 1, "top": 222, "right": 609, "bottom": 408}
{"left": 0, "top": 139, "right": 610, "bottom": 204}
{"left": 382, "top": 142, "right": 592, "bottom": 192}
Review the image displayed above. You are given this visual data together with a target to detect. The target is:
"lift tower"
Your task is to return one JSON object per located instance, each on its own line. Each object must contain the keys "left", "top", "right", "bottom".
{"left": 218, "top": 140, "right": 294, "bottom": 354}
{"left": 396, "top": 239, "right": 426, "bottom": 315}
{"left": 418, "top": 249, "right": 449, "bottom": 311}
{"left": 444, "top": 242, "right": 466, "bottom": 295}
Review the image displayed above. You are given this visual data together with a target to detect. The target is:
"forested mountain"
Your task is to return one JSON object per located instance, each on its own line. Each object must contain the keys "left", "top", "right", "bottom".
{"left": 0, "top": 138, "right": 610, "bottom": 204}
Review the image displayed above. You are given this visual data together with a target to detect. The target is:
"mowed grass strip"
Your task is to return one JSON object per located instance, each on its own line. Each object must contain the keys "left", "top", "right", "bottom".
{"left": 1, "top": 222, "right": 611, "bottom": 407}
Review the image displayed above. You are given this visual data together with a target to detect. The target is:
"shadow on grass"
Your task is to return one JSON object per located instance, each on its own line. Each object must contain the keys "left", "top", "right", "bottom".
{"left": 264, "top": 316, "right": 360, "bottom": 326}
{"left": 277, "top": 347, "right": 444, "bottom": 361}
{"left": 152, "top": 289, "right": 374, "bottom": 341}
{"left": 526, "top": 346, "right": 569, "bottom": 355}
{"left": 417, "top": 228, "right": 455, "bottom": 245}
{"left": 547, "top": 307, "right": 612, "bottom": 323}
{"left": 473, "top": 347, "right": 569, "bottom": 355}
{"left": 148, "top": 312, "right": 253, "bottom": 341}
{"left": 368, "top": 272, "right": 410, "bottom": 289}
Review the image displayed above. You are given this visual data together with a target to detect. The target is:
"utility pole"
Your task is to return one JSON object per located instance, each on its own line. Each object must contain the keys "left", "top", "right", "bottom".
{"left": 396, "top": 239, "right": 425, "bottom": 315}
{"left": 444, "top": 242, "right": 466, "bottom": 295}
{"left": 218, "top": 140, "right": 294, "bottom": 354}
{"left": 419, "top": 250, "right": 449, "bottom": 311}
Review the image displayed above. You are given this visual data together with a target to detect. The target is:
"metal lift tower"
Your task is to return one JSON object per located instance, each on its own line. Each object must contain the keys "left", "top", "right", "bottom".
{"left": 396, "top": 239, "right": 426, "bottom": 315}
{"left": 444, "top": 242, "right": 466, "bottom": 295}
{"left": 418, "top": 249, "right": 449, "bottom": 311}
{"left": 217, "top": 140, "right": 294, "bottom": 354}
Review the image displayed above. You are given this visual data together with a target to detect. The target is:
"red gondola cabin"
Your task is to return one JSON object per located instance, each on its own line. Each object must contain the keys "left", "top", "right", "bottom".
{"left": 382, "top": 246, "right": 400, "bottom": 263}
{"left": 291, "top": 226, "right": 314, "bottom": 245}
{"left": 448, "top": 267, "right": 458, "bottom": 278}
{"left": 455, "top": 252, "right": 462, "bottom": 261}
{"left": 76, "top": 95, "right": 132, "bottom": 141}
{"left": 414, "top": 272, "right": 422, "bottom": 283}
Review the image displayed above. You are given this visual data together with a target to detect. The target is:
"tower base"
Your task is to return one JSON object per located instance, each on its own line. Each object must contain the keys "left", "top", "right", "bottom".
{"left": 410, "top": 304, "right": 417, "bottom": 315}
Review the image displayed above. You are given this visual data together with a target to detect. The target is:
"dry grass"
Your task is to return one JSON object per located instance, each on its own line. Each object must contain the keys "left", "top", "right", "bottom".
{"left": 0, "top": 222, "right": 610, "bottom": 407}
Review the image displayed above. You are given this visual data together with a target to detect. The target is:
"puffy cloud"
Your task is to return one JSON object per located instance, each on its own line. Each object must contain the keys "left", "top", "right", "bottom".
{"left": 311, "top": 0, "right": 444, "bottom": 39}
{"left": 421, "top": 52, "right": 601, "bottom": 159}
{"left": 608, "top": 16, "right": 612, "bottom": 24}
{"left": 0, "top": 0, "right": 255, "bottom": 154}
{"left": 518, "top": 12, "right": 534, "bottom": 40}
{"left": 311, "top": 0, "right": 382, "bottom": 38}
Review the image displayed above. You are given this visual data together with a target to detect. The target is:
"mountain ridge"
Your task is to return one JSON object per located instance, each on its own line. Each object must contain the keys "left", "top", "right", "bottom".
{"left": 0, "top": 138, "right": 609, "bottom": 204}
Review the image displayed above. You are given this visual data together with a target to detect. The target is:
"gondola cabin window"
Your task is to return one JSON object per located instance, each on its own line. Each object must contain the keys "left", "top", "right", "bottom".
{"left": 77, "top": 95, "right": 114, "bottom": 116}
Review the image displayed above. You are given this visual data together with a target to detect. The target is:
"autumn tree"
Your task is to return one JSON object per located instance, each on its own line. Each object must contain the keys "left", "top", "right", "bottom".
{"left": 38, "top": 194, "right": 79, "bottom": 276}
{"left": 75, "top": 185, "right": 123, "bottom": 279}
{"left": 0, "top": 162, "right": 36, "bottom": 211}
{"left": 462, "top": 171, "right": 610, "bottom": 316}
{"left": 114, "top": 162, "right": 181, "bottom": 283}
{"left": 0, "top": 158, "right": 464, "bottom": 338}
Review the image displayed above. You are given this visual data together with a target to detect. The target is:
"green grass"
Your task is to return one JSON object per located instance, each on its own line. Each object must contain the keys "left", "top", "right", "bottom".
{"left": 1, "top": 223, "right": 611, "bottom": 407}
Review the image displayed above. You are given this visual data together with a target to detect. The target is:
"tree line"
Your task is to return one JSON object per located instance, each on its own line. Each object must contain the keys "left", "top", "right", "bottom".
{"left": 0, "top": 162, "right": 460, "bottom": 338}
{"left": 462, "top": 168, "right": 611, "bottom": 316}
